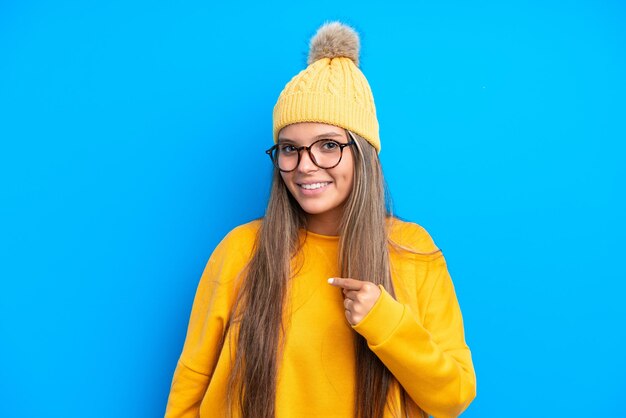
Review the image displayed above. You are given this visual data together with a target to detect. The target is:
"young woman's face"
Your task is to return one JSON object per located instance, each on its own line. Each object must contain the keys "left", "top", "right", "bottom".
{"left": 278, "top": 122, "right": 355, "bottom": 227}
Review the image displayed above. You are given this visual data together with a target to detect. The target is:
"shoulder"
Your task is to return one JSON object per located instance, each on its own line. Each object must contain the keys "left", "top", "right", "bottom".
{"left": 217, "top": 218, "right": 262, "bottom": 254}
{"left": 387, "top": 217, "right": 441, "bottom": 256}
{"left": 223, "top": 218, "right": 262, "bottom": 243}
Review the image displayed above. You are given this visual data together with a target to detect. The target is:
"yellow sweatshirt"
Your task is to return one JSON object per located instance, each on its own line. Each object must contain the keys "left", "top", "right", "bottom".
{"left": 165, "top": 218, "right": 476, "bottom": 418}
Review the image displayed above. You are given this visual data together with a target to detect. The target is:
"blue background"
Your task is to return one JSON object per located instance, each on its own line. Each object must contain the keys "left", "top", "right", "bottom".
{"left": 1, "top": 1, "right": 624, "bottom": 416}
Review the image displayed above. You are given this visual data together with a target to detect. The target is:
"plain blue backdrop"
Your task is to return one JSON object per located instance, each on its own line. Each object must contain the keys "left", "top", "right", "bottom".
{"left": 1, "top": 1, "right": 624, "bottom": 417}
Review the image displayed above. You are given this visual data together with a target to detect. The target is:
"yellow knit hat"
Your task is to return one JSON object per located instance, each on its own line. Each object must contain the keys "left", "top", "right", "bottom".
{"left": 273, "top": 22, "right": 381, "bottom": 152}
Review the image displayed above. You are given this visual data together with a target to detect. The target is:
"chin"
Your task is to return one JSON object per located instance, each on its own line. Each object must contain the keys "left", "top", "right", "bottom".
{"left": 294, "top": 197, "right": 347, "bottom": 218}
{"left": 286, "top": 185, "right": 348, "bottom": 217}
{"left": 296, "top": 202, "right": 333, "bottom": 215}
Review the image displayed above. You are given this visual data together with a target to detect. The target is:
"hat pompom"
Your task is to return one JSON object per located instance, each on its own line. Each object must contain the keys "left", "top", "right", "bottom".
{"left": 307, "top": 21, "right": 360, "bottom": 67}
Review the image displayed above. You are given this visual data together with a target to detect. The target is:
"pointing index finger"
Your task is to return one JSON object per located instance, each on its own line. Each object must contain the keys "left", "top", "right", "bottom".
{"left": 328, "top": 277, "right": 363, "bottom": 290}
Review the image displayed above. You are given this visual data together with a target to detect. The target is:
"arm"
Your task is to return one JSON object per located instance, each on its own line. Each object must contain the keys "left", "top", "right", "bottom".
{"left": 165, "top": 361, "right": 212, "bottom": 417}
{"left": 164, "top": 252, "right": 228, "bottom": 418}
{"left": 350, "top": 253, "right": 476, "bottom": 418}
{"left": 165, "top": 224, "right": 255, "bottom": 417}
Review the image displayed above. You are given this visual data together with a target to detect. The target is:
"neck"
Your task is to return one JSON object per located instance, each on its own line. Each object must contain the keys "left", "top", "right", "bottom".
{"left": 305, "top": 208, "right": 343, "bottom": 236}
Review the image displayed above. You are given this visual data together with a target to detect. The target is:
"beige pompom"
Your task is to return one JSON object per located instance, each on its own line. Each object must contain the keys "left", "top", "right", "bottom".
{"left": 307, "top": 21, "right": 360, "bottom": 67}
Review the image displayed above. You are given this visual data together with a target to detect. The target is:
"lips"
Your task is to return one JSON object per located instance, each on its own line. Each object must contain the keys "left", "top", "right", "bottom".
{"left": 295, "top": 181, "right": 333, "bottom": 196}
{"left": 298, "top": 181, "right": 331, "bottom": 190}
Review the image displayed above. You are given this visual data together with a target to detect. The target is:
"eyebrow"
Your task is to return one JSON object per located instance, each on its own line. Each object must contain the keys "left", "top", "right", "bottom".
{"left": 277, "top": 132, "right": 345, "bottom": 144}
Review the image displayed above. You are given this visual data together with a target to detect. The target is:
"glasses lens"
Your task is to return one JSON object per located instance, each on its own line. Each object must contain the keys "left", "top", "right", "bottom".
{"left": 275, "top": 144, "right": 298, "bottom": 171}
{"left": 270, "top": 140, "right": 345, "bottom": 171}
{"left": 310, "top": 140, "right": 342, "bottom": 168}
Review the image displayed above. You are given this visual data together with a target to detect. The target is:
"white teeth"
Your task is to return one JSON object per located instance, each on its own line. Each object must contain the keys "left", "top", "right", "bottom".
{"left": 300, "top": 182, "right": 330, "bottom": 190}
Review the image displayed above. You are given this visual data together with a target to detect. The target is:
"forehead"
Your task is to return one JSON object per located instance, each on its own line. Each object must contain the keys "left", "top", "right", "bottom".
{"left": 278, "top": 122, "right": 347, "bottom": 144}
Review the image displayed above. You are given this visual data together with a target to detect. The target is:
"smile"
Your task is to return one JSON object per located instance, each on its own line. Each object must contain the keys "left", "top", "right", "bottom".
{"left": 298, "top": 182, "right": 331, "bottom": 190}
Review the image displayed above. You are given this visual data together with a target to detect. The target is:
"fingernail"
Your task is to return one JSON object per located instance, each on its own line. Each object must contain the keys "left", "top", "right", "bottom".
{"left": 327, "top": 278, "right": 334, "bottom": 284}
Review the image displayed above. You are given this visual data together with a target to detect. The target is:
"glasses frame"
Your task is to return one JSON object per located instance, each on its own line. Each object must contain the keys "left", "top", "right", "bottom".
{"left": 265, "top": 138, "right": 356, "bottom": 172}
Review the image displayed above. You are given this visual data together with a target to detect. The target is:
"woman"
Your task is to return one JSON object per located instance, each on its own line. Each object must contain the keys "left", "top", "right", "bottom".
{"left": 165, "top": 22, "right": 476, "bottom": 418}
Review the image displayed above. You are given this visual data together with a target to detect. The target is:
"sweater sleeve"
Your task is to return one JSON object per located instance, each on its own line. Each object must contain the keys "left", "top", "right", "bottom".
{"left": 164, "top": 223, "right": 255, "bottom": 417}
{"left": 352, "top": 252, "right": 476, "bottom": 418}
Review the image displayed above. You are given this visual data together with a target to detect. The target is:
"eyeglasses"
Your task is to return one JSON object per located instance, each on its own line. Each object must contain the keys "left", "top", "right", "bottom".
{"left": 265, "top": 138, "right": 355, "bottom": 172}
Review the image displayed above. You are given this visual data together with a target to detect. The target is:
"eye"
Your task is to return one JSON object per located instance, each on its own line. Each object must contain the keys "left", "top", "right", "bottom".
{"left": 320, "top": 140, "right": 339, "bottom": 151}
{"left": 279, "top": 144, "right": 297, "bottom": 154}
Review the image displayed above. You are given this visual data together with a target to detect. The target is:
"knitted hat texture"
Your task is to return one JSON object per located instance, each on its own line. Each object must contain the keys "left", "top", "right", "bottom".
{"left": 273, "top": 22, "right": 380, "bottom": 152}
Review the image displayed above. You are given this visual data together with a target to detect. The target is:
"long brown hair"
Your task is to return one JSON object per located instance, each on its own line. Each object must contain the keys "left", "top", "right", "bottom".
{"left": 226, "top": 131, "right": 401, "bottom": 418}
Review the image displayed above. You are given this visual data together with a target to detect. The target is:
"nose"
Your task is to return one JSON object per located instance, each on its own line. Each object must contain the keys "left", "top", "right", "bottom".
{"left": 296, "top": 148, "right": 319, "bottom": 173}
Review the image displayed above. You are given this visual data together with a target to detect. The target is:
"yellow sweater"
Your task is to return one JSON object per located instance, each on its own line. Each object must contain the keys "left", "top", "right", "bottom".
{"left": 165, "top": 219, "right": 476, "bottom": 417}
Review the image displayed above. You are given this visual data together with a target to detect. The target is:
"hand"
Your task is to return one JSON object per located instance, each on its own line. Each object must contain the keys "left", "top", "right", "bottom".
{"left": 328, "top": 277, "right": 382, "bottom": 325}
